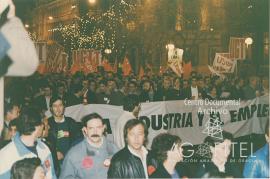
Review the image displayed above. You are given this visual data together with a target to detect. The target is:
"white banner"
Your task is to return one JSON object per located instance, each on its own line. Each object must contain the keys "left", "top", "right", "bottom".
{"left": 213, "top": 53, "right": 236, "bottom": 73}
{"left": 45, "top": 96, "right": 269, "bottom": 147}
{"left": 168, "top": 48, "right": 184, "bottom": 76}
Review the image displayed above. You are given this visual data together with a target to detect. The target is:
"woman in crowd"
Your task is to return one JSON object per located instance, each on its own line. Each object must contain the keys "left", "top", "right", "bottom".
{"left": 149, "top": 133, "right": 184, "bottom": 178}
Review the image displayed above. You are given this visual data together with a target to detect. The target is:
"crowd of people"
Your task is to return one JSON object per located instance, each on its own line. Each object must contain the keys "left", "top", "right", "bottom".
{"left": 0, "top": 69, "right": 269, "bottom": 178}
{"left": 4, "top": 69, "right": 269, "bottom": 110}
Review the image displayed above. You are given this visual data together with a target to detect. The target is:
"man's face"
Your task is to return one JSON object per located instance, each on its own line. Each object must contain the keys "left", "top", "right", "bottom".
{"left": 250, "top": 78, "right": 257, "bottom": 87}
{"left": 9, "top": 126, "right": 17, "bottom": 138}
{"left": 99, "top": 84, "right": 106, "bottom": 93}
{"left": 127, "top": 124, "right": 145, "bottom": 151}
{"left": 82, "top": 80, "right": 89, "bottom": 89}
{"left": 143, "top": 82, "right": 151, "bottom": 91}
{"left": 89, "top": 82, "right": 96, "bottom": 91}
{"left": 210, "top": 139, "right": 232, "bottom": 163}
{"left": 191, "top": 79, "right": 197, "bottom": 87}
{"left": 198, "top": 80, "right": 204, "bottom": 88}
{"left": 107, "top": 72, "right": 113, "bottom": 78}
{"left": 163, "top": 79, "right": 171, "bottom": 89}
{"left": 83, "top": 118, "right": 105, "bottom": 144}
{"left": 107, "top": 80, "right": 116, "bottom": 91}
{"left": 129, "top": 83, "right": 136, "bottom": 93}
{"left": 44, "top": 87, "right": 51, "bottom": 97}
{"left": 58, "top": 86, "right": 65, "bottom": 95}
{"left": 51, "top": 100, "right": 64, "bottom": 118}
{"left": 7, "top": 105, "right": 20, "bottom": 121}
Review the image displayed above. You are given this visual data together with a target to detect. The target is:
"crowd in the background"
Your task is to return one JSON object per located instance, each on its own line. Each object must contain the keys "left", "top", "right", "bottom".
{"left": 0, "top": 69, "right": 269, "bottom": 179}
{"left": 4, "top": 69, "right": 269, "bottom": 112}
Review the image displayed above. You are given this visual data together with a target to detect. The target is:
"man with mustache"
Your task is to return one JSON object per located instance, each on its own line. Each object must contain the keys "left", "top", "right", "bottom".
{"left": 60, "top": 113, "right": 118, "bottom": 179}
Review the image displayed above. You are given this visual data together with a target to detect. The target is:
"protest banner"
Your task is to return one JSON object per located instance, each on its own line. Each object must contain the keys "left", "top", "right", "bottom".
{"left": 168, "top": 48, "right": 184, "bottom": 76}
{"left": 46, "top": 96, "right": 269, "bottom": 147}
{"left": 212, "top": 53, "right": 236, "bottom": 73}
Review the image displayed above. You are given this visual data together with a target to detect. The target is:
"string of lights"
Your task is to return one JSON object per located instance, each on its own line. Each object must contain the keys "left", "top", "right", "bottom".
{"left": 56, "top": 0, "right": 135, "bottom": 56}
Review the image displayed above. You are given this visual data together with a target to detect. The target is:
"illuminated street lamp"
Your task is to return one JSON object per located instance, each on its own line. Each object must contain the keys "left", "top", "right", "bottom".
{"left": 105, "top": 49, "right": 112, "bottom": 54}
{"left": 24, "top": 24, "right": 29, "bottom": 28}
{"left": 245, "top": 37, "right": 253, "bottom": 46}
{"left": 48, "top": 16, "right": 53, "bottom": 20}
{"left": 88, "top": 0, "right": 96, "bottom": 4}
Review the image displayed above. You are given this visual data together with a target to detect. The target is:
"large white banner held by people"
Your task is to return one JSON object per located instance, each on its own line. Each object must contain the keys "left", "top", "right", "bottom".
{"left": 52, "top": 96, "right": 269, "bottom": 147}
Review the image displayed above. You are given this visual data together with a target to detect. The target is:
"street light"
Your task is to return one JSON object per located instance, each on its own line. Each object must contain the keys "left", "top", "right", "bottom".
{"left": 48, "top": 16, "right": 53, "bottom": 20}
{"left": 24, "top": 24, "right": 29, "bottom": 28}
{"left": 88, "top": 0, "right": 96, "bottom": 4}
{"left": 105, "top": 49, "right": 112, "bottom": 54}
{"left": 245, "top": 37, "right": 253, "bottom": 46}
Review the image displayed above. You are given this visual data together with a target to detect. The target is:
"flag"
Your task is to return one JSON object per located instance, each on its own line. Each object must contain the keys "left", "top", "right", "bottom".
{"left": 168, "top": 48, "right": 184, "bottom": 76}
{"left": 83, "top": 50, "right": 98, "bottom": 74}
{"left": 70, "top": 50, "right": 81, "bottom": 74}
{"left": 183, "top": 61, "right": 192, "bottom": 79}
{"left": 229, "top": 37, "right": 246, "bottom": 60}
{"left": 102, "top": 59, "right": 113, "bottom": 72}
{"left": 139, "top": 66, "right": 144, "bottom": 79}
{"left": 122, "top": 57, "right": 132, "bottom": 76}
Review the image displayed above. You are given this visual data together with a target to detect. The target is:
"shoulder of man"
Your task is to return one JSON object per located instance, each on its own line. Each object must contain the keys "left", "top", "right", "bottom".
{"left": 65, "top": 116, "right": 77, "bottom": 123}
{"left": 111, "top": 147, "right": 129, "bottom": 162}
{"left": 65, "top": 139, "right": 85, "bottom": 158}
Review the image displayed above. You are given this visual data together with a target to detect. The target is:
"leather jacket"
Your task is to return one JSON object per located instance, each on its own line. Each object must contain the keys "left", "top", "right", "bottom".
{"left": 243, "top": 144, "right": 269, "bottom": 178}
{"left": 108, "top": 147, "right": 156, "bottom": 178}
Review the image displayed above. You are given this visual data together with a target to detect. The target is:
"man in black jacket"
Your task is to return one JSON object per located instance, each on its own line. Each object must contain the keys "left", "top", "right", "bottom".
{"left": 47, "top": 96, "right": 80, "bottom": 165}
{"left": 108, "top": 119, "right": 151, "bottom": 178}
